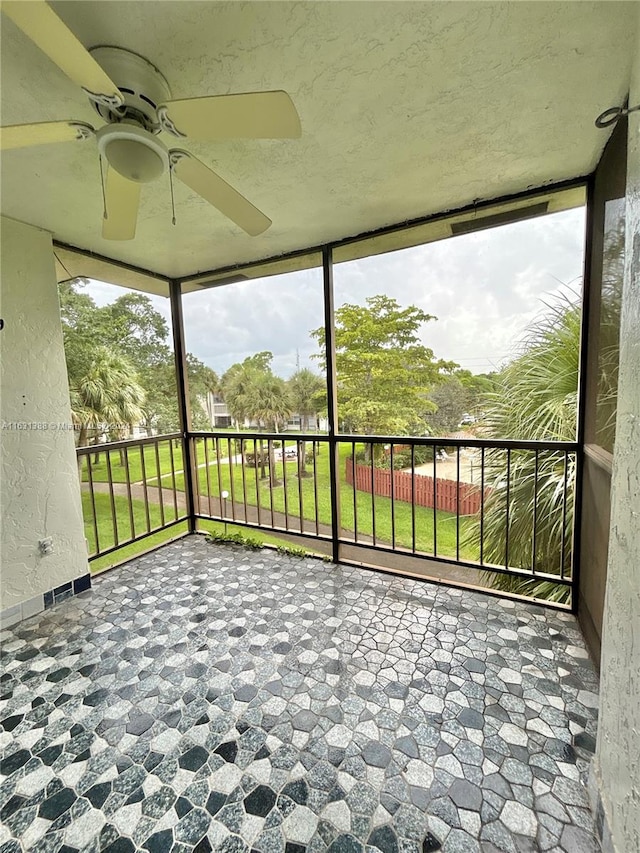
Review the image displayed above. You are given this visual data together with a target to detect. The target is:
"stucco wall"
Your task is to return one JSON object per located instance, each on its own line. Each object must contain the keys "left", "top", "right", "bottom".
{"left": 593, "top": 13, "right": 640, "bottom": 852}
{"left": 0, "top": 216, "right": 88, "bottom": 609}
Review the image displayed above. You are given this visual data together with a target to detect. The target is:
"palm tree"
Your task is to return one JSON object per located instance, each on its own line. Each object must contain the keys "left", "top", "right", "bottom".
{"left": 222, "top": 364, "right": 291, "bottom": 484}
{"left": 466, "top": 294, "right": 581, "bottom": 603}
{"left": 251, "top": 373, "right": 291, "bottom": 486}
{"left": 287, "top": 368, "right": 324, "bottom": 477}
{"left": 70, "top": 347, "right": 146, "bottom": 475}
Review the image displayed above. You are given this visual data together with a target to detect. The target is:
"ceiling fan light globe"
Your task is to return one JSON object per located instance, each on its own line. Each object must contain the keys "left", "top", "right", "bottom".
{"left": 106, "top": 138, "right": 164, "bottom": 183}
{"left": 96, "top": 123, "right": 169, "bottom": 185}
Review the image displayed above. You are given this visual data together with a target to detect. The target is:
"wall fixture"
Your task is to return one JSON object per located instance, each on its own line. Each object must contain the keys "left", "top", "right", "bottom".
{"left": 595, "top": 103, "right": 640, "bottom": 128}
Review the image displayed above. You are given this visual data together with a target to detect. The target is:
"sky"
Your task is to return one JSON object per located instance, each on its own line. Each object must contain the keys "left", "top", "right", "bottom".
{"left": 85, "top": 205, "right": 586, "bottom": 379}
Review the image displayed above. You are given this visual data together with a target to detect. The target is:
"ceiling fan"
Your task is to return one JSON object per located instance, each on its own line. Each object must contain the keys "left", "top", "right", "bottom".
{"left": 0, "top": 1, "right": 301, "bottom": 240}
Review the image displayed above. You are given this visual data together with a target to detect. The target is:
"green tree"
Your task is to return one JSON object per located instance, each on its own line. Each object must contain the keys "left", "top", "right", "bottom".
{"left": 105, "top": 292, "right": 172, "bottom": 369}
{"left": 187, "top": 354, "right": 219, "bottom": 430}
{"left": 312, "top": 295, "right": 456, "bottom": 444}
{"left": 59, "top": 279, "right": 219, "bottom": 437}
{"left": 70, "top": 347, "right": 146, "bottom": 471}
{"left": 428, "top": 377, "right": 471, "bottom": 435}
{"left": 455, "top": 369, "right": 497, "bottom": 418}
{"left": 467, "top": 294, "right": 581, "bottom": 603}
{"left": 222, "top": 354, "right": 291, "bottom": 484}
{"left": 287, "top": 368, "right": 324, "bottom": 476}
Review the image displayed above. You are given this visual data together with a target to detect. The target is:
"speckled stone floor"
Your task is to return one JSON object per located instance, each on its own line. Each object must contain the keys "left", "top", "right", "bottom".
{"left": 1, "top": 536, "right": 600, "bottom": 853}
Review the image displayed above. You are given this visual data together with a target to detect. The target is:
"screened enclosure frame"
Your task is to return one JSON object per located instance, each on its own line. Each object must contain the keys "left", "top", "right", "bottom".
{"left": 64, "top": 174, "right": 591, "bottom": 611}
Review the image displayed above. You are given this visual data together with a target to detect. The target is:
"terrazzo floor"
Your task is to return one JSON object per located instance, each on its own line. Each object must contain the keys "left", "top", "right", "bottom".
{"left": 1, "top": 536, "right": 600, "bottom": 853}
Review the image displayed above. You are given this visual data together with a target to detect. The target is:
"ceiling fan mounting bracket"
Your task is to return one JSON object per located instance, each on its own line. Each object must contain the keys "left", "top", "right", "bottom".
{"left": 69, "top": 122, "right": 96, "bottom": 141}
{"left": 169, "top": 149, "right": 190, "bottom": 170}
{"left": 157, "top": 106, "right": 186, "bottom": 138}
{"left": 89, "top": 46, "right": 171, "bottom": 133}
{"left": 82, "top": 89, "right": 125, "bottom": 110}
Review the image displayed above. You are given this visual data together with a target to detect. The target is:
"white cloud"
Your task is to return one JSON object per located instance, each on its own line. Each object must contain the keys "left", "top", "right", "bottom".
{"left": 85, "top": 206, "right": 585, "bottom": 378}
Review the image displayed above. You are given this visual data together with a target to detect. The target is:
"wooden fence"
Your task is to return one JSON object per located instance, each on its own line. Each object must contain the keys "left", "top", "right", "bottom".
{"left": 345, "top": 457, "right": 488, "bottom": 515}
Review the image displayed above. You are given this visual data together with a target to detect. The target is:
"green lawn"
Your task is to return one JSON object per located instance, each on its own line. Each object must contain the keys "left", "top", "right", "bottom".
{"left": 83, "top": 435, "right": 476, "bottom": 569}
{"left": 79, "top": 440, "right": 184, "bottom": 485}
{"left": 85, "top": 492, "right": 324, "bottom": 574}
{"left": 154, "top": 439, "right": 474, "bottom": 561}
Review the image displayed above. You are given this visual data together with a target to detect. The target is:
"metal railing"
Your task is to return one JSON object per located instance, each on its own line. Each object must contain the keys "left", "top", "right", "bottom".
{"left": 189, "top": 430, "right": 578, "bottom": 595}
{"left": 78, "top": 429, "right": 577, "bottom": 602}
{"left": 77, "top": 433, "right": 187, "bottom": 561}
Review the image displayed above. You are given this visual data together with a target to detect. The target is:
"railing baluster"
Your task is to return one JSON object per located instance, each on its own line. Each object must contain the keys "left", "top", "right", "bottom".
{"left": 254, "top": 439, "right": 261, "bottom": 527}
{"left": 390, "top": 443, "right": 396, "bottom": 550}
{"left": 227, "top": 438, "right": 236, "bottom": 522}
{"left": 479, "top": 447, "right": 485, "bottom": 565}
{"left": 505, "top": 448, "right": 511, "bottom": 569}
{"left": 204, "top": 436, "right": 213, "bottom": 518}
{"left": 268, "top": 439, "right": 275, "bottom": 528}
{"left": 411, "top": 443, "right": 416, "bottom": 554}
{"left": 282, "top": 440, "right": 289, "bottom": 529}
{"left": 313, "top": 440, "right": 319, "bottom": 536}
{"left": 433, "top": 443, "right": 437, "bottom": 557}
{"left": 561, "top": 450, "right": 569, "bottom": 579}
{"left": 192, "top": 438, "right": 202, "bottom": 520}
{"left": 456, "top": 446, "right": 460, "bottom": 562}
{"left": 139, "top": 445, "right": 151, "bottom": 534}
{"left": 123, "top": 446, "right": 135, "bottom": 540}
{"left": 215, "top": 436, "right": 223, "bottom": 517}
{"left": 154, "top": 440, "right": 165, "bottom": 529}
{"left": 297, "top": 440, "right": 304, "bottom": 534}
{"left": 370, "top": 442, "right": 376, "bottom": 547}
{"left": 85, "top": 454, "right": 100, "bottom": 556}
{"left": 240, "top": 438, "right": 248, "bottom": 525}
{"left": 105, "top": 449, "right": 119, "bottom": 546}
{"left": 352, "top": 441, "right": 358, "bottom": 544}
{"left": 532, "top": 448, "right": 539, "bottom": 574}
{"left": 168, "top": 438, "right": 179, "bottom": 521}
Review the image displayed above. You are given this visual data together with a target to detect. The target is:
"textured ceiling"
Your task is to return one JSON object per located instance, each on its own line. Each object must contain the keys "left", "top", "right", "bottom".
{"left": 1, "top": 1, "right": 637, "bottom": 280}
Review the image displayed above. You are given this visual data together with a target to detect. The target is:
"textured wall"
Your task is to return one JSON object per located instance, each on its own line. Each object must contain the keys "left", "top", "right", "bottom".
{"left": 593, "top": 11, "right": 640, "bottom": 851}
{"left": 0, "top": 216, "right": 88, "bottom": 608}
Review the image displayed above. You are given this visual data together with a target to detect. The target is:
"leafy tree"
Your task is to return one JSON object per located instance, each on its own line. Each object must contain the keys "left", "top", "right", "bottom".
{"left": 312, "top": 295, "right": 456, "bottom": 444}
{"left": 222, "top": 353, "right": 291, "bottom": 484}
{"left": 287, "top": 368, "right": 324, "bottom": 476}
{"left": 466, "top": 294, "right": 581, "bottom": 604}
{"left": 70, "top": 347, "right": 146, "bottom": 471}
{"left": 428, "top": 377, "right": 470, "bottom": 435}
{"left": 455, "top": 370, "right": 497, "bottom": 417}
{"left": 59, "top": 279, "right": 215, "bottom": 436}
{"left": 187, "top": 354, "right": 219, "bottom": 430}
{"left": 105, "top": 292, "right": 172, "bottom": 369}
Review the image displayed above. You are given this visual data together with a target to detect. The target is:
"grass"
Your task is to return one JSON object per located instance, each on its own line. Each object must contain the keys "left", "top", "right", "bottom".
{"left": 80, "top": 440, "right": 184, "bottom": 485}
{"left": 84, "top": 492, "right": 324, "bottom": 574}
{"left": 149, "top": 439, "right": 473, "bottom": 561}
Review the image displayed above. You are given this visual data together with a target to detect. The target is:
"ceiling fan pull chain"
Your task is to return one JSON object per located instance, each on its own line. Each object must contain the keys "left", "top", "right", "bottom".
{"left": 98, "top": 154, "right": 108, "bottom": 220}
{"left": 169, "top": 165, "right": 177, "bottom": 226}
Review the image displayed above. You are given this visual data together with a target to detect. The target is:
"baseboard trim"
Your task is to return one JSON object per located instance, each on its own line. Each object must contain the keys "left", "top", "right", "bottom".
{"left": 0, "top": 573, "right": 92, "bottom": 630}
{"left": 588, "top": 762, "right": 617, "bottom": 853}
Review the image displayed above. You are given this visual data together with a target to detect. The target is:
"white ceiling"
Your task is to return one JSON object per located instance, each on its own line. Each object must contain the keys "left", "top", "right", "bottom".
{"left": 1, "top": 1, "right": 636, "bottom": 280}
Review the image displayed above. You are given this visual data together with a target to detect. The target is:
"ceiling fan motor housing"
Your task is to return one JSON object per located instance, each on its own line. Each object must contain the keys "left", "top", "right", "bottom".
{"left": 89, "top": 46, "right": 171, "bottom": 131}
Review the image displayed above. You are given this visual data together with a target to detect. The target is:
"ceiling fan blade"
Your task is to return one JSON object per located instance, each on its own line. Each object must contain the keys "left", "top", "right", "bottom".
{"left": 102, "top": 168, "right": 141, "bottom": 241}
{"left": 0, "top": 120, "right": 94, "bottom": 150}
{"left": 171, "top": 152, "right": 271, "bottom": 236}
{"left": 160, "top": 92, "right": 301, "bottom": 140}
{"left": 2, "top": 1, "right": 122, "bottom": 106}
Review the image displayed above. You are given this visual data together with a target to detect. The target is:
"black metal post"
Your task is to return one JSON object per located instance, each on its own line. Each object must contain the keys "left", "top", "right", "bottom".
{"left": 571, "top": 174, "right": 595, "bottom": 613}
{"left": 169, "top": 279, "right": 197, "bottom": 533}
{"left": 323, "top": 246, "right": 341, "bottom": 564}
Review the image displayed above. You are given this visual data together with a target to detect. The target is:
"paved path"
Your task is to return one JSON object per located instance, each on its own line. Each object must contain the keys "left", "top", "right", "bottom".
{"left": 83, "top": 482, "right": 479, "bottom": 585}
{"left": 133, "top": 455, "right": 242, "bottom": 485}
